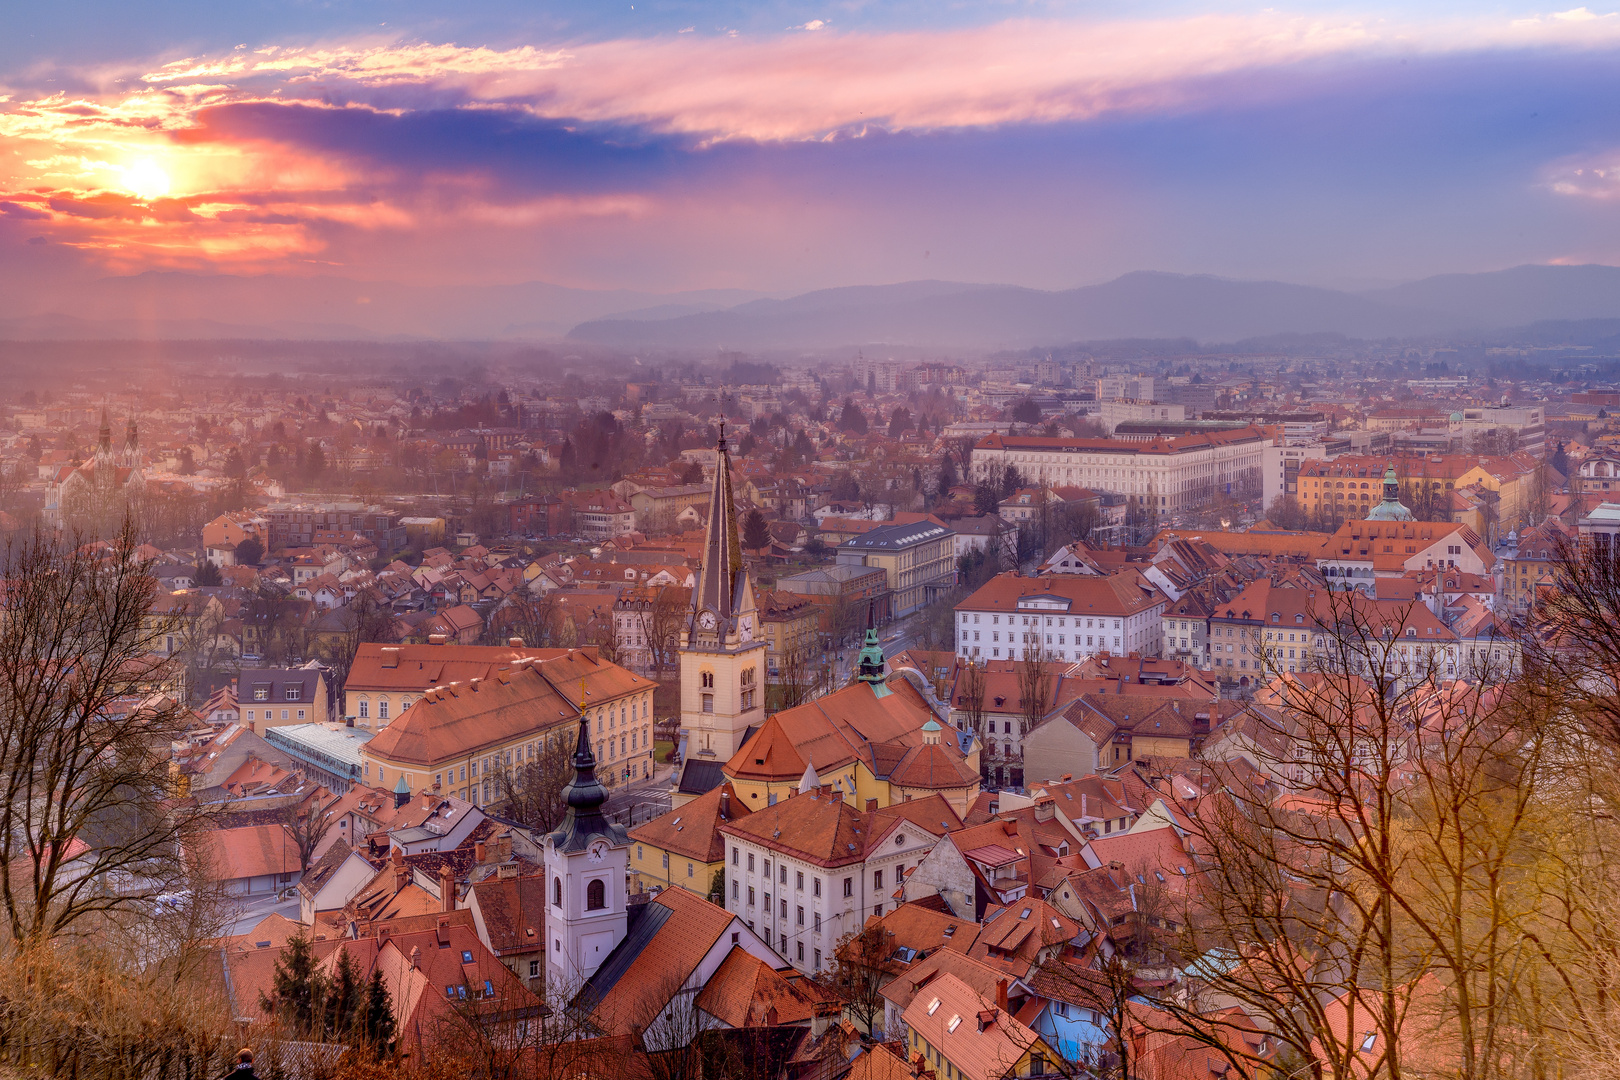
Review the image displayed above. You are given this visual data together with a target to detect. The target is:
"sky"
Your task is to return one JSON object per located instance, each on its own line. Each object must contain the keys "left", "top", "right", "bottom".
{"left": 2, "top": 0, "right": 1619, "bottom": 301}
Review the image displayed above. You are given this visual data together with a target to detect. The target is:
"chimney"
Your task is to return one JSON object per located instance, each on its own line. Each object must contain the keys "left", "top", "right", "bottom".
{"left": 996, "top": 979, "right": 1009, "bottom": 1011}
{"left": 409, "top": 945, "right": 421, "bottom": 970}
{"left": 508, "top": 637, "right": 526, "bottom": 648}
{"left": 719, "top": 790, "right": 730, "bottom": 821}
{"left": 865, "top": 798, "right": 878, "bottom": 812}
{"left": 428, "top": 633, "right": 449, "bottom": 645}
{"left": 1081, "top": 793, "right": 1087, "bottom": 819}
{"left": 437, "top": 916, "right": 451, "bottom": 945}
{"left": 422, "top": 793, "right": 433, "bottom": 810}
{"left": 439, "top": 863, "right": 455, "bottom": 912}
{"left": 392, "top": 850, "right": 407, "bottom": 890}
{"left": 475, "top": 839, "right": 487, "bottom": 864}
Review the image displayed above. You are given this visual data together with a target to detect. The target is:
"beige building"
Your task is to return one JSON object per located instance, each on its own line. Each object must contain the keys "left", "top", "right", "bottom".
{"left": 359, "top": 647, "right": 656, "bottom": 802}
{"left": 971, "top": 428, "right": 1265, "bottom": 512}
{"left": 835, "top": 520, "right": 957, "bottom": 619}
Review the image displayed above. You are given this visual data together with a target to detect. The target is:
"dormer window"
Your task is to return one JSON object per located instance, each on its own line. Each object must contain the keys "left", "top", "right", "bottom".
{"left": 285, "top": 686, "right": 300, "bottom": 701}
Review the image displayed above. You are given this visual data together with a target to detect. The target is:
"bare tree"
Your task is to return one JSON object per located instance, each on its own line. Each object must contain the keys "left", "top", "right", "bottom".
{"left": 0, "top": 520, "right": 218, "bottom": 948}
{"left": 1017, "top": 634, "right": 1053, "bottom": 740}
{"left": 283, "top": 791, "right": 341, "bottom": 871}
{"left": 491, "top": 732, "right": 576, "bottom": 833}
{"left": 817, "top": 921, "right": 895, "bottom": 1035}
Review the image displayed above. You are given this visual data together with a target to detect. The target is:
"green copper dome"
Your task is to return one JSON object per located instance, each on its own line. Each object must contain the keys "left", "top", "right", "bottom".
{"left": 1364, "top": 463, "right": 1414, "bottom": 522}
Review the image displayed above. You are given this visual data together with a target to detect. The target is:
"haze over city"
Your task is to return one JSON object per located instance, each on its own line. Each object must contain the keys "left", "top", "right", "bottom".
{"left": 7, "top": 5, "right": 1620, "bottom": 1080}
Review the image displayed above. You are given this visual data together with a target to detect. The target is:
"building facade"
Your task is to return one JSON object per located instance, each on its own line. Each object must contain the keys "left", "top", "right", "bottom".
{"left": 836, "top": 520, "right": 958, "bottom": 619}
{"left": 970, "top": 428, "right": 1265, "bottom": 513}
{"left": 953, "top": 571, "right": 1167, "bottom": 663}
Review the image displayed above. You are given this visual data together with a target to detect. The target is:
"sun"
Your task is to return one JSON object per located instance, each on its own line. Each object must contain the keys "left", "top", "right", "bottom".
{"left": 119, "top": 159, "right": 171, "bottom": 201}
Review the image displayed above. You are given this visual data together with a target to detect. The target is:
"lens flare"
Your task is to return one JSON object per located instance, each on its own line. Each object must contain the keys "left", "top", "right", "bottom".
{"left": 119, "top": 159, "right": 171, "bottom": 201}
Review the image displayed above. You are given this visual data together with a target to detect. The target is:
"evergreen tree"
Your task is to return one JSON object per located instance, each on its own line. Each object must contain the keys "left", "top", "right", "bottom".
{"left": 260, "top": 932, "right": 326, "bottom": 1037}
{"left": 838, "top": 398, "right": 868, "bottom": 435}
{"left": 306, "top": 442, "right": 326, "bottom": 480}
{"left": 194, "top": 561, "right": 222, "bottom": 587}
{"left": 974, "top": 483, "right": 1000, "bottom": 515}
{"left": 938, "top": 456, "right": 958, "bottom": 492}
{"left": 358, "top": 968, "right": 397, "bottom": 1053}
{"left": 742, "top": 509, "right": 772, "bottom": 551}
{"left": 324, "top": 947, "right": 363, "bottom": 1039}
{"left": 888, "top": 407, "right": 912, "bottom": 438}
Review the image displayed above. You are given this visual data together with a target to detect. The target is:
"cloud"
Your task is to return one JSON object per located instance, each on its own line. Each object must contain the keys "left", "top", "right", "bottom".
{"left": 0, "top": 200, "right": 50, "bottom": 220}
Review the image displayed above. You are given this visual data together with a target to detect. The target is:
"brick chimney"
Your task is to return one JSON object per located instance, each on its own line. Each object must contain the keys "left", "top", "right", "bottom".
{"left": 439, "top": 862, "right": 455, "bottom": 912}
{"left": 719, "top": 790, "right": 730, "bottom": 821}
{"left": 474, "top": 839, "right": 486, "bottom": 864}
{"left": 508, "top": 637, "right": 526, "bottom": 647}
{"left": 392, "top": 848, "right": 408, "bottom": 890}
{"left": 996, "top": 978, "right": 1009, "bottom": 1011}
{"left": 409, "top": 945, "right": 421, "bottom": 970}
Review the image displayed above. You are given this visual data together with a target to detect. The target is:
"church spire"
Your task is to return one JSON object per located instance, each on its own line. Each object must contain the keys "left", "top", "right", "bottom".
{"left": 96, "top": 409, "right": 112, "bottom": 462}
{"left": 123, "top": 415, "right": 139, "bottom": 467}
{"left": 548, "top": 707, "right": 625, "bottom": 853}
{"left": 695, "top": 417, "right": 745, "bottom": 626}
{"left": 856, "top": 603, "right": 889, "bottom": 694}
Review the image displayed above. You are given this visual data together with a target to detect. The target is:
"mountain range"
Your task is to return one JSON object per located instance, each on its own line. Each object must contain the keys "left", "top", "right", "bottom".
{"left": 3, "top": 264, "right": 1619, "bottom": 347}
{"left": 567, "top": 265, "right": 1620, "bottom": 350}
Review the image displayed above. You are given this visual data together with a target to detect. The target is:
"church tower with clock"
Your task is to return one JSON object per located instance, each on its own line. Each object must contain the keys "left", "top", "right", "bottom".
{"left": 544, "top": 712, "right": 630, "bottom": 986}
{"left": 678, "top": 423, "right": 768, "bottom": 763}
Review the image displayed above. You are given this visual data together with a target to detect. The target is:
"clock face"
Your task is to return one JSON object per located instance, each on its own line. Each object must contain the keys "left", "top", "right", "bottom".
{"left": 739, "top": 616, "right": 753, "bottom": 641}
{"left": 698, "top": 610, "right": 717, "bottom": 631}
{"left": 587, "top": 841, "right": 606, "bottom": 863}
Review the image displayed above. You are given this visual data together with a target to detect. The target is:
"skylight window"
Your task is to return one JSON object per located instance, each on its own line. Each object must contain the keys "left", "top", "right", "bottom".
{"left": 462, "top": 950, "right": 474, "bottom": 964}
{"left": 947, "top": 1015, "right": 963, "bottom": 1033}
{"left": 1020, "top": 908, "right": 1031, "bottom": 919}
{"left": 928, "top": 998, "right": 942, "bottom": 1016}
{"left": 1360, "top": 1032, "right": 1377, "bottom": 1052}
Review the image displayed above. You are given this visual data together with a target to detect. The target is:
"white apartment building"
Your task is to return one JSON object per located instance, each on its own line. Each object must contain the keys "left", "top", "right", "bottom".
{"left": 717, "top": 791, "right": 954, "bottom": 975}
{"left": 1097, "top": 401, "right": 1187, "bottom": 435}
{"left": 953, "top": 571, "right": 1166, "bottom": 663}
{"left": 971, "top": 428, "right": 1265, "bottom": 513}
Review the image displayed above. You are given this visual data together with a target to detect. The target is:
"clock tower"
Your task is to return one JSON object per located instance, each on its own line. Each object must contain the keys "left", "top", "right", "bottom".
{"left": 544, "top": 712, "right": 629, "bottom": 986}
{"left": 678, "top": 422, "right": 767, "bottom": 763}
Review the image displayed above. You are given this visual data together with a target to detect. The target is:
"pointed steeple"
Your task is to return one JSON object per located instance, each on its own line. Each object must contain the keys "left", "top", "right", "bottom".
{"left": 549, "top": 710, "right": 627, "bottom": 853}
{"left": 96, "top": 409, "right": 112, "bottom": 462}
{"left": 856, "top": 603, "right": 890, "bottom": 696}
{"left": 694, "top": 417, "right": 745, "bottom": 628}
{"left": 123, "top": 415, "right": 139, "bottom": 467}
{"left": 798, "top": 759, "right": 821, "bottom": 794}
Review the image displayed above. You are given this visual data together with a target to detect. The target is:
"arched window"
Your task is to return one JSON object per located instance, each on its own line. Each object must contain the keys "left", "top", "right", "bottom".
{"left": 586, "top": 879, "right": 606, "bottom": 911}
{"left": 701, "top": 670, "right": 714, "bottom": 688}
{"left": 553, "top": 877, "right": 562, "bottom": 907}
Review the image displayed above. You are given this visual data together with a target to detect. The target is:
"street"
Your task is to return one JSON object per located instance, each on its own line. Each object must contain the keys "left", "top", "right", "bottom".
{"left": 223, "top": 890, "right": 301, "bottom": 937}
{"left": 604, "top": 759, "right": 675, "bottom": 828}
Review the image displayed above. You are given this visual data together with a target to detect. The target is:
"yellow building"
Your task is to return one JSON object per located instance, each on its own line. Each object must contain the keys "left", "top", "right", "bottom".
{"left": 714, "top": 634, "right": 980, "bottom": 816}
{"left": 835, "top": 519, "right": 957, "bottom": 618}
{"left": 902, "top": 972, "right": 1064, "bottom": 1080}
{"left": 759, "top": 590, "right": 820, "bottom": 679}
{"left": 359, "top": 647, "right": 655, "bottom": 802}
{"left": 627, "top": 781, "right": 748, "bottom": 897}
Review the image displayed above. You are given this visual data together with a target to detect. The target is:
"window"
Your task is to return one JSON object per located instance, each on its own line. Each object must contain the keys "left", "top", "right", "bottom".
{"left": 586, "top": 879, "right": 606, "bottom": 910}
{"left": 732, "top": 880, "right": 739, "bottom": 900}
{"left": 553, "top": 877, "right": 563, "bottom": 906}
{"left": 733, "top": 847, "right": 739, "bottom": 865}
{"left": 483, "top": 980, "right": 494, "bottom": 999}
{"left": 843, "top": 877, "right": 853, "bottom": 897}
{"left": 285, "top": 685, "right": 301, "bottom": 701}
{"left": 378, "top": 700, "right": 388, "bottom": 720}
{"left": 796, "top": 871, "right": 804, "bottom": 890}
{"left": 797, "top": 905, "right": 805, "bottom": 925}
{"left": 702, "top": 694, "right": 714, "bottom": 713}
{"left": 797, "top": 942, "right": 805, "bottom": 962}
{"left": 358, "top": 700, "right": 369, "bottom": 718}
{"left": 813, "top": 878, "right": 821, "bottom": 897}
{"left": 253, "top": 687, "right": 269, "bottom": 701}
{"left": 461, "top": 950, "right": 474, "bottom": 963}
{"left": 748, "top": 887, "right": 756, "bottom": 906}
{"left": 814, "top": 948, "right": 822, "bottom": 970}
{"left": 687, "top": 862, "right": 694, "bottom": 878}
{"left": 814, "top": 912, "right": 822, "bottom": 931}
{"left": 748, "top": 853, "right": 755, "bottom": 871}
{"left": 1360, "top": 1032, "right": 1377, "bottom": 1052}
{"left": 529, "top": 960, "right": 539, "bottom": 977}
{"left": 701, "top": 671, "right": 714, "bottom": 688}
{"left": 780, "top": 864, "right": 787, "bottom": 884}
{"left": 781, "top": 898, "right": 788, "bottom": 918}
{"left": 873, "top": 869, "right": 883, "bottom": 890}
{"left": 662, "top": 852, "right": 670, "bottom": 869}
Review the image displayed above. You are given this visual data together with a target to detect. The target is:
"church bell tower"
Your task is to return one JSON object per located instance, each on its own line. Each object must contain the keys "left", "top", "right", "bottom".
{"left": 544, "top": 711, "right": 630, "bottom": 986}
{"left": 678, "top": 422, "right": 768, "bottom": 762}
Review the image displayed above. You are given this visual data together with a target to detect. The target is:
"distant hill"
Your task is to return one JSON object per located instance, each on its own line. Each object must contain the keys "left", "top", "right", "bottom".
{"left": 568, "top": 266, "right": 1620, "bottom": 349}
{"left": 5, "top": 264, "right": 1620, "bottom": 346}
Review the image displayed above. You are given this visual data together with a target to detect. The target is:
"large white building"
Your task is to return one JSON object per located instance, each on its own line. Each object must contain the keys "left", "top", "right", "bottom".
{"left": 970, "top": 428, "right": 1265, "bottom": 513}
{"left": 717, "top": 785, "right": 959, "bottom": 975}
{"left": 953, "top": 571, "right": 1167, "bottom": 663}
